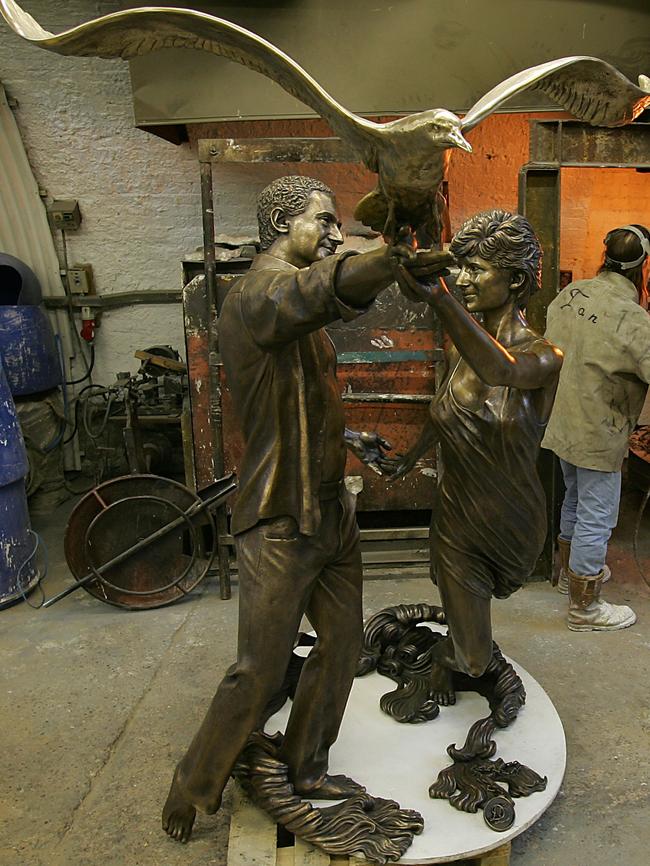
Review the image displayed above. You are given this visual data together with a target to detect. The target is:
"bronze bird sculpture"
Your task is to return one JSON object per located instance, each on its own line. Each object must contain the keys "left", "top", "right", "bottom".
{"left": 2, "top": 1, "right": 649, "bottom": 242}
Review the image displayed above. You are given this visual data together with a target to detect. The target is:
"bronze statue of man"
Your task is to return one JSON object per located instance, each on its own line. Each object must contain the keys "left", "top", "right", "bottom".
{"left": 162, "top": 175, "right": 451, "bottom": 842}
{"left": 388, "top": 210, "right": 563, "bottom": 704}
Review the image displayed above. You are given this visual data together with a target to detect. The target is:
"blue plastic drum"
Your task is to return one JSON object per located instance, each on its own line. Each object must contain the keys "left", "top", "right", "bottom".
{"left": 0, "top": 305, "right": 62, "bottom": 396}
{"left": 0, "top": 362, "right": 39, "bottom": 607}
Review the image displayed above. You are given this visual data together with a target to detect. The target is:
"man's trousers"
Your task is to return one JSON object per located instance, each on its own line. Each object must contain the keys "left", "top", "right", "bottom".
{"left": 176, "top": 490, "right": 363, "bottom": 812}
{"left": 559, "top": 459, "right": 621, "bottom": 576}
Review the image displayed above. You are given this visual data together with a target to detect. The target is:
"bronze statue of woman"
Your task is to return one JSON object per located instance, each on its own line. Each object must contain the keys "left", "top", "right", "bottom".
{"left": 387, "top": 210, "right": 563, "bottom": 704}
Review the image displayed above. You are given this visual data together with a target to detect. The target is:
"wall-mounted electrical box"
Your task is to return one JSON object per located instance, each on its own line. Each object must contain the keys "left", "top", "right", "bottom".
{"left": 68, "top": 263, "right": 94, "bottom": 294}
{"left": 48, "top": 199, "right": 82, "bottom": 231}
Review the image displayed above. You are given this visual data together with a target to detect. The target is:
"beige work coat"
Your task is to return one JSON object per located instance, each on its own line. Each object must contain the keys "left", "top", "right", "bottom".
{"left": 542, "top": 270, "right": 650, "bottom": 471}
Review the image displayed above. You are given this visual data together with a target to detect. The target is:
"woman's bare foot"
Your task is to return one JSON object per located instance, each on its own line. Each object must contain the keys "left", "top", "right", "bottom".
{"left": 430, "top": 661, "right": 456, "bottom": 706}
{"left": 294, "top": 773, "right": 366, "bottom": 800}
{"left": 162, "top": 767, "right": 197, "bottom": 843}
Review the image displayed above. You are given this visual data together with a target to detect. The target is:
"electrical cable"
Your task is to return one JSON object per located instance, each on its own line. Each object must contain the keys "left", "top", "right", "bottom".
{"left": 15, "top": 529, "right": 48, "bottom": 610}
{"left": 82, "top": 386, "right": 118, "bottom": 440}
{"left": 65, "top": 342, "right": 95, "bottom": 386}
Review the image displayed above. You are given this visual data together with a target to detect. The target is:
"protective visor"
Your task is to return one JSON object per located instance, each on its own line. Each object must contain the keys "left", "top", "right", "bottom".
{"left": 604, "top": 225, "right": 650, "bottom": 270}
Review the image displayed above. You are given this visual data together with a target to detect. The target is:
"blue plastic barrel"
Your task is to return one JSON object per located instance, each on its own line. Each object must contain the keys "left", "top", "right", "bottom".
{"left": 0, "top": 361, "right": 39, "bottom": 606}
{"left": 0, "top": 305, "right": 62, "bottom": 396}
{"left": 0, "top": 252, "right": 42, "bottom": 305}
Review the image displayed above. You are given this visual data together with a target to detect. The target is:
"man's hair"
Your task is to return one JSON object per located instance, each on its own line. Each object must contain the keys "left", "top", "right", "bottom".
{"left": 600, "top": 224, "right": 650, "bottom": 292}
{"left": 257, "top": 175, "right": 334, "bottom": 250}
{"left": 450, "top": 210, "right": 542, "bottom": 309}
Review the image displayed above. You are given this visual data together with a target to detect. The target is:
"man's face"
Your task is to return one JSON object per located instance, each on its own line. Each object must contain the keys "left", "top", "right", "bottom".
{"left": 284, "top": 191, "right": 343, "bottom": 268}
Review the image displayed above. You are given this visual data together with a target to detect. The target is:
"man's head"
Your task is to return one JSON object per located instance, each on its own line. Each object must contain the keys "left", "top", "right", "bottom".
{"left": 600, "top": 224, "right": 650, "bottom": 302}
{"left": 257, "top": 175, "right": 343, "bottom": 267}
{"left": 450, "top": 210, "right": 542, "bottom": 310}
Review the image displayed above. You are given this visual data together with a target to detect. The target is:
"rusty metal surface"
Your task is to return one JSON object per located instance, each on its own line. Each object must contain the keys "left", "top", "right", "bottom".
{"left": 529, "top": 120, "right": 650, "bottom": 167}
{"left": 183, "top": 275, "right": 215, "bottom": 490}
{"left": 518, "top": 165, "right": 562, "bottom": 582}
{"left": 64, "top": 474, "right": 214, "bottom": 610}
{"left": 198, "top": 137, "right": 357, "bottom": 164}
{"left": 629, "top": 426, "right": 650, "bottom": 489}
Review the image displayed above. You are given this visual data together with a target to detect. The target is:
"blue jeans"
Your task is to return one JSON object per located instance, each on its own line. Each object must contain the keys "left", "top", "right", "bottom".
{"left": 559, "top": 459, "right": 621, "bottom": 576}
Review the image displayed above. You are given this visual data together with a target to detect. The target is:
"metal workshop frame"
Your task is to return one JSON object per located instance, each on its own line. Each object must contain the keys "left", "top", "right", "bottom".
{"left": 187, "top": 137, "right": 445, "bottom": 595}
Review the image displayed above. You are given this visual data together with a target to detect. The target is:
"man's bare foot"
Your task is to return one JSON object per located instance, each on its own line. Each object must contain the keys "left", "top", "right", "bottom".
{"left": 294, "top": 773, "right": 366, "bottom": 800}
{"left": 430, "top": 661, "right": 456, "bottom": 706}
{"left": 162, "top": 767, "right": 197, "bottom": 843}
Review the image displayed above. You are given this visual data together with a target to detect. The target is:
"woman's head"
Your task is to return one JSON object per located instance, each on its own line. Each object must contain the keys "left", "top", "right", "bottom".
{"left": 450, "top": 210, "right": 542, "bottom": 309}
{"left": 600, "top": 224, "right": 650, "bottom": 297}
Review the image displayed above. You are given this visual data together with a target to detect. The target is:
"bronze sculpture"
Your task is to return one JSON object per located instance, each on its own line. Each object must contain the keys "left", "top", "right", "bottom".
{"left": 2, "top": 1, "right": 649, "bottom": 241}
{"left": 387, "top": 210, "right": 563, "bottom": 702}
{"left": 161, "top": 175, "right": 449, "bottom": 853}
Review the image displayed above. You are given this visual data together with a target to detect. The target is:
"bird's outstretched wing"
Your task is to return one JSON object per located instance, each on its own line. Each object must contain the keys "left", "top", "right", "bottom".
{"left": 461, "top": 56, "right": 650, "bottom": 132}
{"left": 0, "top": 0, "right": 379, "bottom": 162}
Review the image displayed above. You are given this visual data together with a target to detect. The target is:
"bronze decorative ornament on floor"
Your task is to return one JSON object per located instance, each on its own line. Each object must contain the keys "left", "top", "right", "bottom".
{"left": 357, "top": 604, "right": 548, "bottom": 831}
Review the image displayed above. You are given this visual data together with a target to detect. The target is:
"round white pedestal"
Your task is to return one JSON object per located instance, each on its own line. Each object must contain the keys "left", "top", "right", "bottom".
{"left": 266, "top": 636, "right": 566, "bottom": 864}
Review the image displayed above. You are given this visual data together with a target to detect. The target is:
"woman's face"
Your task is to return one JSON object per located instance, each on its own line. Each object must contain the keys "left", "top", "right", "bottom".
{"left": 455, "top": 255, "right": 517, "bottom": 313}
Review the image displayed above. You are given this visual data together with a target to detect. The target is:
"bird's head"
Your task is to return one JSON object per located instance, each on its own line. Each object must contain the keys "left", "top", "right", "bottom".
{"left": 418, "top": 109, "right": 472, "bottom": 153}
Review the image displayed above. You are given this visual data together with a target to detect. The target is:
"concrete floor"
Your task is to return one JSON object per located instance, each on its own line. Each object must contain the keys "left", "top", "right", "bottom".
{"left": 2, "top": 488, "right": 649, "bottom": 866}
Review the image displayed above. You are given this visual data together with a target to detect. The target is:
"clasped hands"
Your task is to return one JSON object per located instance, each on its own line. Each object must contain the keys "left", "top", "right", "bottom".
{"left": 388, "top": 230, "right": 454, "bottom": 304}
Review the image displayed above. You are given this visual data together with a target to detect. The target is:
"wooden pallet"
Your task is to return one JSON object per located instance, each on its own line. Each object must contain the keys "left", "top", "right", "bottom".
{"left": 226, "top": 787, "right": 511, "bottom": 866}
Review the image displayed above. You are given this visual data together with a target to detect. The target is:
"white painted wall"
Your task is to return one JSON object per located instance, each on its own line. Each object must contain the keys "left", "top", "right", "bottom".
{"left": 0, "top": 2, "right": 208, "bottom": 384}
{"left": 0, "top": 1, "right": 379, "bottom": 385}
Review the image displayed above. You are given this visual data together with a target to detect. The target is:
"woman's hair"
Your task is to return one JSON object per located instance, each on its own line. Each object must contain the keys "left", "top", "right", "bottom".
{"left": 600, "top": 224, "right": 650, "bottom": 292}
{"left": 450, "top": 210, "right": 542, "bottom": 309}
{"left": 257, "top": 175, "right": 334, "bottom": 249}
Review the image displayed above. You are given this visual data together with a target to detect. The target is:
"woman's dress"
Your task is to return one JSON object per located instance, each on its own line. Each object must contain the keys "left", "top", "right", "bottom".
{"left": 430, "top": 346, "right": 548, "bottom": 600}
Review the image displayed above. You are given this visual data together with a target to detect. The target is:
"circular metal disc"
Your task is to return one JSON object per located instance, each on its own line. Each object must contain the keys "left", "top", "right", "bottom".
{"left": 64, "top": 474, "right": 213, "bottom": 609}
{"left": 483, "top": 795, "right": 515, "bottom": 832}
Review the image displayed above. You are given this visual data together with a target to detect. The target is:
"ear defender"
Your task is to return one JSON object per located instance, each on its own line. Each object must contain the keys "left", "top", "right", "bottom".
{"left": 603, "top": 225, "right": 650, "bottom": 270}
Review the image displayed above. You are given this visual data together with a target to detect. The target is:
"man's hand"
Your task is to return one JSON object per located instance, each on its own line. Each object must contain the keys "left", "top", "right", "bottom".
{"left": 390, "top": 247, "right": 455, "bottom": 304}
{"left": 344, "top": 429, "right": 393, "bottom": 475}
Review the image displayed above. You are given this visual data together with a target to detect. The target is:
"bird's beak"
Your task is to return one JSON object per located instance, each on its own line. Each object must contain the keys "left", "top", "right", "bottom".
{"left": 448, "top": 129, "right": 472, "bottom": 153}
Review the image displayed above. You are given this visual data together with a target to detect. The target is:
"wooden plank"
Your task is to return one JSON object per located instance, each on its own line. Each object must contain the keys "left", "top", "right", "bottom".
{"left": 477, "top": 841, "right": 512, "bottom": 866}
{"left": 227, "top": 786, "right": 277, "bottom": 866}
{"left": 276, "top": 848, "right": 295, "bottom": 866}
{"left": 293, "top": 837, "right": 330, "bottom": 865}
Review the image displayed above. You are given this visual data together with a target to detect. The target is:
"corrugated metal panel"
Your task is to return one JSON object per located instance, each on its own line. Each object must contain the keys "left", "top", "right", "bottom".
{"left": 0, "top": 81, "right": 79, "bottom": 467}
{"left": 0, "top": 83, "right": 63, "bottom": 298}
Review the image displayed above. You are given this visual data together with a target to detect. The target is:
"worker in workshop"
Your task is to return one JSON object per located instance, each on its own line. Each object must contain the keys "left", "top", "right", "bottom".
{"left": 162, "top": 175, "right": 451, "bottom": 842}
{"left": 543, "top": 224, "right": 650, "bottom": 631}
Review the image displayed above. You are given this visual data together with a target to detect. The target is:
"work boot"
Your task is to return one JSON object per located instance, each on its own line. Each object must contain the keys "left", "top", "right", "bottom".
{"left": 567, "top": 567, "right": 636, "bottom": 632}
{"left": 555, "top": 536, "right": 610, "bottom": 594}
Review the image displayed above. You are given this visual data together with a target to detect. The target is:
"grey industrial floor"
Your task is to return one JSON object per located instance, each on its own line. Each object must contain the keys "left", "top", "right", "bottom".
{"left": 2, "top": 488, "right": 649, "bottom": 866}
